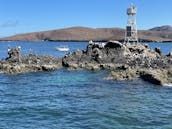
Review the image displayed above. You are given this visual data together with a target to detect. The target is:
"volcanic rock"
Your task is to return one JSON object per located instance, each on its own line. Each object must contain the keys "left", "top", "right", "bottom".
{"left": 1, "top": 41, "right": 172, "bottom": 86}
{"left": 62, "top": 41, "right": 172, "bottom": 85}
{"left": 0, "top": 47, "right": 62, "bottom": 74}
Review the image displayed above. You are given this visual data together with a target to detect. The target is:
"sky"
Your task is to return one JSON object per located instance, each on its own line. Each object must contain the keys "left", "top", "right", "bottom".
{"left": 0, "top": 0, "right": 172, "bottom": 37}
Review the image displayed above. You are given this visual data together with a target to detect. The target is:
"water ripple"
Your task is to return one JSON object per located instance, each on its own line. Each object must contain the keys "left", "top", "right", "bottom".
{"left": 0, "top": 42, "right": 172, "bottom": 128}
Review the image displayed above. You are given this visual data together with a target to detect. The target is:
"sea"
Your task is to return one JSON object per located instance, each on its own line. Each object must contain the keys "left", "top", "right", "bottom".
{"left": 0, "top": 41, "right": 172, "bottom": 129}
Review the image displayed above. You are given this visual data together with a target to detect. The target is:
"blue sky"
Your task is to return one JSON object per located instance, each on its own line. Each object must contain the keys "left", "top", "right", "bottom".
{"left": 0, "top": 0, "right": 172, "bottom": 37}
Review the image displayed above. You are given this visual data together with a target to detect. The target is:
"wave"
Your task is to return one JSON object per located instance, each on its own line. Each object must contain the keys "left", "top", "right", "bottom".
{"left": 163, "top": 83, "right": 172, "bottom": 87}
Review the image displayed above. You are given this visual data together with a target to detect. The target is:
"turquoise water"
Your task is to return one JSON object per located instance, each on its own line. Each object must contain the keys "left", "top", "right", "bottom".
{"left": 0, "top": 41, "right": 172, "bottom": 129}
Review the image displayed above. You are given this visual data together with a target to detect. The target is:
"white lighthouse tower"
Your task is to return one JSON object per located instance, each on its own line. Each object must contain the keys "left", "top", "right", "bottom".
{"left": 124, "top": 4, "right": 138, "bottom": 44}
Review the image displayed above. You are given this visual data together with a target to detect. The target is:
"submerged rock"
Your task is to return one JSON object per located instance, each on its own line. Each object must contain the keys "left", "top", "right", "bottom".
{"left": 107, "top": 68, "right": 139, "bottom": 80}
{"left": 140, "top": 69, "right": 172, "bottom": 85}
{"left": 107, "top": 68, "right": 172, "bottom": 86}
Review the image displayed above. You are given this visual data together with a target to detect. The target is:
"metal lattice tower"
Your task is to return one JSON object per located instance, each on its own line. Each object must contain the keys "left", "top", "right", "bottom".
{"left": 124, "top": 4, "right": 138, "bottom": 44}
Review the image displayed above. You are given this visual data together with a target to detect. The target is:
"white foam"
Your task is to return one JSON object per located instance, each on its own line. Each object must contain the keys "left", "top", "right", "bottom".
{"left": 163, "top": 83, "right": 172, "bottom": 87}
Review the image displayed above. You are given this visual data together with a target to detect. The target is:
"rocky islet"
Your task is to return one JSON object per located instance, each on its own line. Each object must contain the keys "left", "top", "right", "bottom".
{"left": 0, "top": 46, "right": 62, "bottom": 74}
{"left": 62, "top": 41, "right": 172, "bottom": 86}
{"left": 0, "top": 41, "right": 172, "bottom": 86}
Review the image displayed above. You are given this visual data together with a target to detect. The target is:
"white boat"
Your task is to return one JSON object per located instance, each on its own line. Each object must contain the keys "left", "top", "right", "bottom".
{"left": 56, "top": 46, "right": 70, "bottom": 51}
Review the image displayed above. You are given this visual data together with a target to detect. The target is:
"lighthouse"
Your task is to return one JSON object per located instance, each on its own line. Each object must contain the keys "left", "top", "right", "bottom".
{"left": 124, "top": 4, "right": 138, "bottom": 44}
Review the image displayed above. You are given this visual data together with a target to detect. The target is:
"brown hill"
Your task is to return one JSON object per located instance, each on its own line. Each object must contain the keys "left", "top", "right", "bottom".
{"left": 1, "top": 26, "right": 172, "bottom": 42}
{"left": 149, "top": 25, "right": 172, "bottom": 32}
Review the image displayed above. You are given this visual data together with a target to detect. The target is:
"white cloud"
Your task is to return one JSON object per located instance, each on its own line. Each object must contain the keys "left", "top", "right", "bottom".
{"left": 0, "top": 21, "right": 19, "bottom": 28}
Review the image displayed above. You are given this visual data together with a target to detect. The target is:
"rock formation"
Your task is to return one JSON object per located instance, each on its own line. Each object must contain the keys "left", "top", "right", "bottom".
{"left": 0, "top": 46, "right": 62, "bottom": 74}
{"left": 62, "top": 41, "right": 172, "bottom": 86}
{"left": 0, "top": 41, "right": 172, "bottom": 86}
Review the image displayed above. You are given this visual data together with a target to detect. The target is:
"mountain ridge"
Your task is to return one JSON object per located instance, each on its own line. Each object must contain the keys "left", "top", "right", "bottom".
{"left": 149, "top": 25, "right": 172, "bottom": 32}
{"left": 1, "top": 26, "right": 172, "bottom": 42}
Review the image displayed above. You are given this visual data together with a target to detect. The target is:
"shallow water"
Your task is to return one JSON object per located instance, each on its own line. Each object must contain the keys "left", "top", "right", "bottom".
{"left": 0, "top": 41, "right": 172, "bottom": 129}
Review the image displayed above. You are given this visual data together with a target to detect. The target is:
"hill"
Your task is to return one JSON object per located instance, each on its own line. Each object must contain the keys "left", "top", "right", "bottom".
{"left": 149, "top": 25, "right": 172, "bottom": 32}
{"left": 1, "top": 26, "right": 172, "bottom": 42}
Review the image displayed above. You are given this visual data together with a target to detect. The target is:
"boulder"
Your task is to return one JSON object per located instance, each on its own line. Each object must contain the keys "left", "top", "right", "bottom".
{"left": 107, "top": 68, "right": 138, "bottom": 80}
{"left": 106, "top": 67, "right": 172, "bottom": 86}
{"left": 104, "top": 40, "right": 123, "bottom": 49}
{"left": 140, "top": 69, "right": 171, "bottom": 85}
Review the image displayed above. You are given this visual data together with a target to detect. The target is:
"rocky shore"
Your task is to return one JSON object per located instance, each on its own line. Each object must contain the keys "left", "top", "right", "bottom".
{"left": 0, "top": 41, "right": 172, "bottom": 86}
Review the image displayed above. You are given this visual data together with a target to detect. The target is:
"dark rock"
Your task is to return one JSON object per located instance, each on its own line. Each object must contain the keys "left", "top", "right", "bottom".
{"left": 155, "top": 47, "right": 162, "bottom": 55}
{"left": 140, "top": 69, "right": 169, "bottom": 85}
{"left": 144, "top": 44, "right": 149, "bottom": 48}
{"left": 104, "top": 40, "right": 123, "bottom": 49}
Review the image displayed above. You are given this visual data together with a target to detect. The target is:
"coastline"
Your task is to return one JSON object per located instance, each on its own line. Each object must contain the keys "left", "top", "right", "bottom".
{"left": 0, "top": 39, "right": 172, "bottom": 43}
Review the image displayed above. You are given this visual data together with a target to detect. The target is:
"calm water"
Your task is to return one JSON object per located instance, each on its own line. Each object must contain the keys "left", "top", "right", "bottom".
{"left": 0, "top": 41, "right": 172, "bottom": 129}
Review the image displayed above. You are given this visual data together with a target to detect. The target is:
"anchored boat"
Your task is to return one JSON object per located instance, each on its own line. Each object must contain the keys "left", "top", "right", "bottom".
{"left": 55, "top": 46, "right": 70, "bottom": 52}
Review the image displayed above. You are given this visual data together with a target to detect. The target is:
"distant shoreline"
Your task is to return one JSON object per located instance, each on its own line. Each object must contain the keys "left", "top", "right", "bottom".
{"left": 1, "top": 26, "right": 172, "bottom": 43}
{"left": 0, "top": 40, "right": 172, "bottom": 43}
